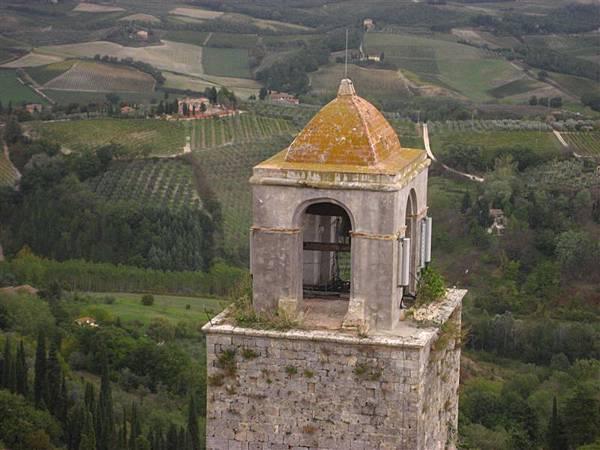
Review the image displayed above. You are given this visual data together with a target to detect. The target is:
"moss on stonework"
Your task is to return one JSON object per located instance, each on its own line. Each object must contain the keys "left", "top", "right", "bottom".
{"left": 231, "top": 291, "right": 300, "bottom": 331}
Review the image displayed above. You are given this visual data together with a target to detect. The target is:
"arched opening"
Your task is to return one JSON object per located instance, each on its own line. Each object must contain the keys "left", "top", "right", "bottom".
{"left": 405, "top": 190, "right": 418, "bottom": 295}
{"left": 300, "top": 201, "right": 352, "bottom": 329}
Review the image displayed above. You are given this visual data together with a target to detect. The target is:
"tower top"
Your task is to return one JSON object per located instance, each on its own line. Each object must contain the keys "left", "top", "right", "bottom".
{"left": 284, "top": 78, "right": 403, "bottom": 167}
{"left": 337, "top": 78, "right": 355, "bottom": 96}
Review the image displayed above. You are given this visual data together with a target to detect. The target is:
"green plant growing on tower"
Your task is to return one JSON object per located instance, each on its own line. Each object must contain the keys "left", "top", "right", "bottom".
{"left": 415, "top": 266, "right": 446, "bottom": 307}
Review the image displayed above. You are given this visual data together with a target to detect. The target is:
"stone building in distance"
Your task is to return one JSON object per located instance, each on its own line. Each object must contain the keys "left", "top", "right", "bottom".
{"left": 204, "top": 79, "right": 466, "bottom": 450}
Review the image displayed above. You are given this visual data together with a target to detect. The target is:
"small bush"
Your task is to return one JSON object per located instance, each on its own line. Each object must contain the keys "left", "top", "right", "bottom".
{"left": 285, "top": 365, "right": 297, "bottom": 376}
{"left": 303, "top": 369, "right": 314, "bottom": 378}
{"left": 416, "top": 266, "right": 446, "bottom": 307}
{"left": 241, "top": 348, "right": 258, "bottom": 360}
{"left": 185, "top": 304, "right": 191, "bottom": 310}
{"left": 141, "top": 294, "right": 155, "bottom": 306}
{"left": 103, "top": 296, "right": 116, "bottom": 305}
{"left": 217, "top": 349, "right": 237, "bottom": 376}
{"left": 207, "top": 374, "right": 224, "bottom": 387}
{"left": 353, "top": 362, "right": 382, "bottom": 381}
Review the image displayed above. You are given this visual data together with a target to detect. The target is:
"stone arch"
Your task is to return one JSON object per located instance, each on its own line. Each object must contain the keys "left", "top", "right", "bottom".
{"left": 294, "top": 198, "right": 355, "bottom": 328}
{"left": 292, "top": 197, "right": 356, "bottom": 231}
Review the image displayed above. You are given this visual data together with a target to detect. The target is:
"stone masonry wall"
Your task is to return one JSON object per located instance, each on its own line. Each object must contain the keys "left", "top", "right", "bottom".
{"left": 418, "top": 307, "right": 462, "bottom": 450}
{"left": 204, "top": 305, "right": 463, "bottom": 449}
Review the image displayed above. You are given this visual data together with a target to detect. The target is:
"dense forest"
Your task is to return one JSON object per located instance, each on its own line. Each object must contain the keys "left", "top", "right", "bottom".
{"left": 472, "top": 4, "right": 600, "bottom": 36}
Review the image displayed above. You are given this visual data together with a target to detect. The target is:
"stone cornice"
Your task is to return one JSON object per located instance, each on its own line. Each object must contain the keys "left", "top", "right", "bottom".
{"left": 203, "top": 289, "right": 467, "bottom": 349}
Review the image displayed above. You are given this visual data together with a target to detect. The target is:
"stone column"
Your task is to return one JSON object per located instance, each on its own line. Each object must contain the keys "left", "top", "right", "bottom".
{"left": 251, "top": 227, "right": 302, "bottom": 314}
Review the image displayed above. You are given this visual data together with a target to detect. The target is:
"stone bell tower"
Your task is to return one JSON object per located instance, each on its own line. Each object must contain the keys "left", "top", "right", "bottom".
{"left": 204, "top": 80, "right": 466, "bottom": 450}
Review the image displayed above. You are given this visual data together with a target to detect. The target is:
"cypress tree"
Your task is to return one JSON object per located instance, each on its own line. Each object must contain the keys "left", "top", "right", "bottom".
{"left": 58, "top": 374, "right": 69, "bottom": 423}
{"left": 47, "top": 340, "right": 62, "bottom": 413}
{"left": 187, "top": 394, "right": 199, "bottom": 450}
{"left": 34, "top": 331, "right": 47, "bottom": 408}
{"left": 166, "top": 424, "right": 177, "bottom": 450}
{"left": 67, "top": 402, "right": 85, "bottom": 450}
{"left": 2, "top": 338, "right": 16, "bottom": 393}
{"left": 117, "top": 426, "right": 125, "bottom": 450}
{"left": 1, "top": 338, "right": 11, "bottom": 389}
{"left": 547, "top": 396, "right": 568, "bottom": 450}
{"left": 119, "top": 407, "right": 128, "bottom": 450}
{"left": 157, "top": 430, "right": 166, "bottom": 450}
{"left": 84, "top": 382, "right": 96, "bottom": 413}
{"left": 79, "top": 410, "right": 97, "bottom": 450}
{"left": 16, "top": 340, "right": 28, "bottom": 397}
{"left": 177, "top": 427, "right": 186, "bottom": 450}
{"left": 7, "top": 350, "right": 16, "bottom": 393}
{"left": 129, "top": 402, "right": 141, "bottom": 450}
{"left": 98, "top": 359, "right": 114, "bottom": 450}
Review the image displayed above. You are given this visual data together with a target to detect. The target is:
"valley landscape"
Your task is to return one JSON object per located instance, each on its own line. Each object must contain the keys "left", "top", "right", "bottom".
{"left": 0, "top": 0, "right": 599, "bottom": 449}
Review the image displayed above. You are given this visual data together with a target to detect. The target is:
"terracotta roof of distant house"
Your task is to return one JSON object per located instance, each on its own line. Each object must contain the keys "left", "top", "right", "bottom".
{"left": 0, "top": 284, "right": 39, "bottom": 295}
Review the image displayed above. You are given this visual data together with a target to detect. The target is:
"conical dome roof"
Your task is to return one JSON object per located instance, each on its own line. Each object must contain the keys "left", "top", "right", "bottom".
{"left": 285, "top": 79, "right": 402, "bottom": 166}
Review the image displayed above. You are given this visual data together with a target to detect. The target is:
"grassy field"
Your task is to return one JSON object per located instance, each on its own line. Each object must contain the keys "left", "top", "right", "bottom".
{"left": 72, "top": 2, "right": 125, "bottom": 12}
{"left": 169, "top": 7, "right": 223, "bottom": 20}
{"left": 39, "top": 40, "right": 205, "bottom": 77}
{"left": 363, "top": 32, "right": 525, "bottom": 102}
{"left": 309, "top": 63, "right": 410, "bottom": 102}
{"left": 25, "top": 60, "right": 76, "bottom": 85}
{"left": 89, "top": 159, "right": 202, "bottom": 209}
{"left": 44, "top": 89, "right": 158, "bottom": 105}
{"left": 0, "top": 150, "right": 19, "bottom": 187}
{"left": 162, "top": 71, "right": 262, "bottom": 100}
{"left": 190, "top": 113, "right": 295, "bottom": 150}
{"left": 487, "top": 78, "right": 540, "bottom": 99}
{"left": 205, "top": 33, "right": 259, "bottom": 49}
{"left": 548, "top": 72, "right": 599, "bottom": 98}
{"left": 84, "top": 291, "right": 227, "bottom": 326}
{"left": 163, "top": 30, "right": 210, "bottom": 46}
{"left": 0, "top": 69, "right": 47, "bottom": 104}
{"left": 562, "top": 132, "right": 600, "bottom": 158}
{"left": 524, "top": 34, "right": 600, "bottom": 62}
{"left": 44, "top": 60, "right": 155, "bottom": 92}
{"left": 261, "top": 34, "right": 323, "bottom": 48}
{"left": 1, "top": 52, "right": 64, "bottom": 68}
{"left": 0, "top": 49, "right": 17, "bottom": 64}
{"left": 118, "top": 13, "right": 161, "bottom": 23}
{"left": 28, "top": 118, "right": 185, "bottom": 156}
{"left": 202, "top": 47, "right": 251, "bottom": 78}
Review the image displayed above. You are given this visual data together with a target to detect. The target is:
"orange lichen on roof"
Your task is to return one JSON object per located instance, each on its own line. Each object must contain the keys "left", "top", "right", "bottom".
{"left": 285, "top": 79, "right": 402, "bottom": 167}
{"left": 258, "top": 146, "right": 426, "bottom": 176}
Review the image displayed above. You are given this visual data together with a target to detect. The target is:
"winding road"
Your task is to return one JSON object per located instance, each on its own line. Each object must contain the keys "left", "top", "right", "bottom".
{"left": 422, "top": 122, "right": 484, "bottom": 183}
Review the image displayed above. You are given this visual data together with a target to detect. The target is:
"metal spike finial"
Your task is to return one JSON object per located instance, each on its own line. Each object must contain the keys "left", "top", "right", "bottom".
{"left": 344, "top": 28, "right": 349, "bottom": 79}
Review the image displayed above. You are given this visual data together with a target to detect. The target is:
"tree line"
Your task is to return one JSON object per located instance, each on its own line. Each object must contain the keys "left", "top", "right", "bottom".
{"left": 0, "top": 252, "right": 246, "bottom": 299}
